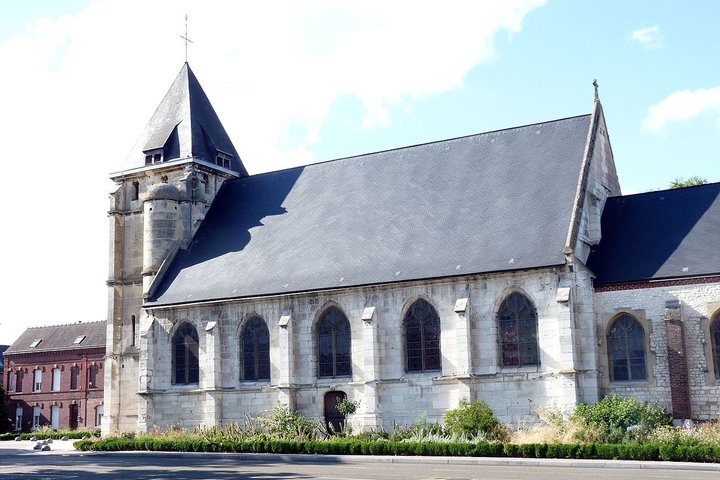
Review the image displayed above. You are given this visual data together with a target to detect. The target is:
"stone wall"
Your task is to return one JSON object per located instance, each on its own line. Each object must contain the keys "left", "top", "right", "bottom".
{"left": 138, "top": 266, "right": 594, "bottom": 431}
{"left": 594, "top": 280, "right": 720, "bottom": 419}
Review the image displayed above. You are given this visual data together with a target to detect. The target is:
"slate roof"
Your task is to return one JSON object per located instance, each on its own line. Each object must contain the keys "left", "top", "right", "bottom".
{"left": 4, "top": 321, "right": 106, "bottom": 355}
{"left": 588, "top": 182, "right": 720, "bottom": 285}
{"left": 116, "top": 63, "right": 248, "bottom": 176}
{"left": 147, "top": 114, "right": 593, "bottom": 307}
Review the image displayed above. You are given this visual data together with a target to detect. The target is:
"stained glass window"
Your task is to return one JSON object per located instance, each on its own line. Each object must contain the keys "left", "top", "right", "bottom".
{"left": 405, "top": 299, "right": 441, "bottom": 372}
{"left": 498, "top": 293, "right": 539, "bottom": 367}
{"left": 173, "top": 323, "right": 199, "bottom": 384}
{"left": 241, "top": 317, "right": 270, "bottom": 381}
{"left": 607, "top": 315, "right": 646, "bottom": 381}
{"left": 317, "top": 307, "right": 351, "bottom": 378}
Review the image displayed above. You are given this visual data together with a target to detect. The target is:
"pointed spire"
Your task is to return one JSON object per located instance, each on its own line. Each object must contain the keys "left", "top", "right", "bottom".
{"left": 121, "top": 64, "right": 248, "bottom": 176}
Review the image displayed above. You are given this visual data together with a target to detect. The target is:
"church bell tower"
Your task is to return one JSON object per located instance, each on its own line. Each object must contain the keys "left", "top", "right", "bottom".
{"left": 103, "top": 63, "right": 247, "bottom": 434}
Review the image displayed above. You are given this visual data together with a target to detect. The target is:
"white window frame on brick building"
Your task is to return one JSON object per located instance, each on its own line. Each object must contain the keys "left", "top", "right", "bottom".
{"left": 7, "top": 370, "right": 15, "bottom": 392}
{"left": 95, "top": 404, "right": 104, "bottom": 427}
{"left": 52, "top": 367, "right": 61, "bottom": 392}
{"left": 15, "top": 406, "right": 23, "bottom": 431}
{"left": 70, "top": 365, "right": 80, "bottom": 390}
{"left": 33, "top": 369, "right": 42, "bottom": 392}
{"left": 88, "top": 364, "right": 99, "bottom": 389}
{"left": 32, "top": 406, "right": 41, "bottom": 430}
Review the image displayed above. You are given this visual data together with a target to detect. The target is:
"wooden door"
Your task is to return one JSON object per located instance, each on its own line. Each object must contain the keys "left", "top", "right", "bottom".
{"left": 324, "top": 391, "right": 347, "bottom": 434}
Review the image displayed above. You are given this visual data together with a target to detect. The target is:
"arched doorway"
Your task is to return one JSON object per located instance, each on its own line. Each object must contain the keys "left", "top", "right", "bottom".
{"left": 323, "top": 391, "right": 347, "bottom": 434}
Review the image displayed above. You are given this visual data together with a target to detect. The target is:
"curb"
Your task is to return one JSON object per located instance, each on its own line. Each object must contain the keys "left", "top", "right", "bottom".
{"left": 73, "top": 451, "right": 720, "bottom": 471}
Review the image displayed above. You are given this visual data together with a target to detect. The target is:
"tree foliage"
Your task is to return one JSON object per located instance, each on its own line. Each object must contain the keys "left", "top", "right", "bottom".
{"left": 670, "top": 176, "right": 708, "bottom": 188}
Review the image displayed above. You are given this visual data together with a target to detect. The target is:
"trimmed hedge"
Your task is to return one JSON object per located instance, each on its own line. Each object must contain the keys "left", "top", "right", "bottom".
{"left": 72, "top": 437, "right": 720, "bottom": 463}
{"left": 0, "top": 430, "right": 99, "bottom": 441}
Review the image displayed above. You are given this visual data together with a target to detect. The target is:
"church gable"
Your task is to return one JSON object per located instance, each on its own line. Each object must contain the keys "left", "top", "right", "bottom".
{"left": 147, "top": 114, "right": 594, "bottom": 307}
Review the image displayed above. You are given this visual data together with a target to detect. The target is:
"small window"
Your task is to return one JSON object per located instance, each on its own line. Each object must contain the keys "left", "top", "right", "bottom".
{"left": 145, "top": 155, "right": 152, "bottom": 165}
{"left": 153, "top": 153, "right": 162, "bottom": 163}
{"left": 15, "top": 406, "right": 23, "bottom": 431}
{"left": 70, "top": 366, "right": 80, "bottom": 390}
{"left": 7, "top": 371, "right": 15, "bottom": 392}
{"left": 32, "top": 406, "right": 41, "bottom": 430}
{"left": 69, "top": 404, "right": 79, "bottom": 430}
{"left": 88, "top": 364, "right": 99, "bottom": 389}
{"left": 52, "top": 368, "right": 61, "bottom": 392}
{"left": 73, "top": 335, "right": 86, "bottom": 345}
{"left": 172, "top": 323, "right": 200, "bottom": 385}
{"left": 29, "top": 339, "right": 42, "bottom": 348}
{"left": 317, "top": 307, "right": 351, "bottom": 378}
{"left": 95, "top": 405, "right": 104, "bottom": 427}
{"left": 33, "top": 369, "right": 42, "bottom": 392}
{"left": 131, "top": 181, "right": 140, "bottom": 201}
{"left": 15, "top": 371, "right": 23, "bottom": 393}
{"left": 215, "top": 151, "right": 233, "bottom": 169}
{"left": 404, "top": 299, "right": 441, "bottom": 372}
{"left": 607, "top": 315, "right": 647, "bottom": 381}
{"left": 240, "top": 317, "right": 270, "bottom": 382}
{"left": 498, "top": 292, "right": 539, "bottom": 367}
{"left": 131, "top": 315, "right": 136, "bottom": 347}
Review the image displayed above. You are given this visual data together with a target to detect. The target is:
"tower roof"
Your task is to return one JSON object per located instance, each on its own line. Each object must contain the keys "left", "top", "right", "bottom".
{"left": 118, "top": 63, "right": 247, "bottom": 176}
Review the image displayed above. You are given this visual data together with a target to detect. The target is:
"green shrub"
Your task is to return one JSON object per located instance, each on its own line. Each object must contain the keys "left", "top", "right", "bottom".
{"left": 388, "top": 415, "right": 444, "bottom": 442}
{"left": 444, "top": 399, "right": 503, "bottom": 441}
{"left": 258, "top": 404, "right": 317, "bottom": 440}
{"left": 572, "top": 396, "right": 670, "bottom": 443}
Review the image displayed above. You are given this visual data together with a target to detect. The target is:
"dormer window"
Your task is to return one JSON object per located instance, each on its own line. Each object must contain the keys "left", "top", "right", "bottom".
{"left": 215, "top": 151, "right": 232, "bottom": 169}
{"left": 144, "top": 149, "right": 164, "bottom": 165}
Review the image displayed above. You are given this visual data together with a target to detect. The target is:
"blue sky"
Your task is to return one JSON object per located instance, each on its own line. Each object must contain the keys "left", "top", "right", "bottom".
{"left": 0, "top": 0, "right": 717, "bottom": 344}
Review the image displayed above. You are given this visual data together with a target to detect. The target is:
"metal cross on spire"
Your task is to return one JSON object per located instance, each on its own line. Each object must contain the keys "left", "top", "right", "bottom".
{"left": 179, "top": 14, "right": 193, "bottom": 63}
{"left": 593, "top": 79, "right": 599, "bottom": 102}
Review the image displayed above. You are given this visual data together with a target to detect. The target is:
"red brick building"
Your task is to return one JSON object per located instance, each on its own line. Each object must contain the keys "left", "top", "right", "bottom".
{"left": 4, "top": 321, "right": 105, "bottom": 432}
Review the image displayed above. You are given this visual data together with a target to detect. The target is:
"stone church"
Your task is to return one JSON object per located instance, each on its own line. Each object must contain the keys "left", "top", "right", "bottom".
{"left": 103, "top": 63, "right": 720, "bottom": 435}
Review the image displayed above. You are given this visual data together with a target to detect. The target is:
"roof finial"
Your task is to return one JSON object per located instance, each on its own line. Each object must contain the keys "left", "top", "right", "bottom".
{"left": 593, "top": 79, "right": 599, "bottom": 102}
{"left": 179, "top": 14, "right": 194, "bottom": 63}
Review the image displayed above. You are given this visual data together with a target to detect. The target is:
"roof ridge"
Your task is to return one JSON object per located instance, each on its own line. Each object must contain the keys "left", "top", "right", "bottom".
{"left": 609, "top": 180, "right": 720, "bottom": 200}
{"left": 240, "top": 113, "right": 592, "bottom": 180}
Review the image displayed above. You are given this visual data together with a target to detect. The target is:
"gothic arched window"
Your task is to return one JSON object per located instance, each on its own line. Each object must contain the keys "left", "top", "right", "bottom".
{"left": 710, "top": 315, "right": 720, "bottom": 379}
{"left": 172, "top": 323, "right": 199, "bottom": 385}
{"left": 241, "top": 316, "right": 270, "bottom": 381}
{"left": 404, "top": 298, "right": 441, "bottom": 372}
{"left": 498, "top": 292, "right": 539, "bottom": 367}
{"left": 607, "top": 315, "right": 646, "bottom": 381}
{"left": 317, "top": 307, "right": 351, "bottom": 378}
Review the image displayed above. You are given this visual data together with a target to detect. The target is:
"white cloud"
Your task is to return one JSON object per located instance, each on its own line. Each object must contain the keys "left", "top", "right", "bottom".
{"left": 0, "top": 0, "right": 545, "bottom": 344}
{"left": 630, "top": 25, "right": 663, "bottom": 49}
{"left": 642, "top": 87, "right": 720, "bottom": 132}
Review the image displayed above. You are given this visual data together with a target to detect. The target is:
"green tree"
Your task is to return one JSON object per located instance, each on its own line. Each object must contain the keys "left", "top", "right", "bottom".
{"left": 0, "top": 387, "right": 10, "bottom": 433}
{"left": 670, "top": 176, "right": 707, "bottom": 188}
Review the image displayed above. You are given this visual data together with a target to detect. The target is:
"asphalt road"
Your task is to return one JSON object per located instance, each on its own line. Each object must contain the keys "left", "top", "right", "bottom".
{"left": 1, "top": 441, "right": 719, "bottom": 479}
